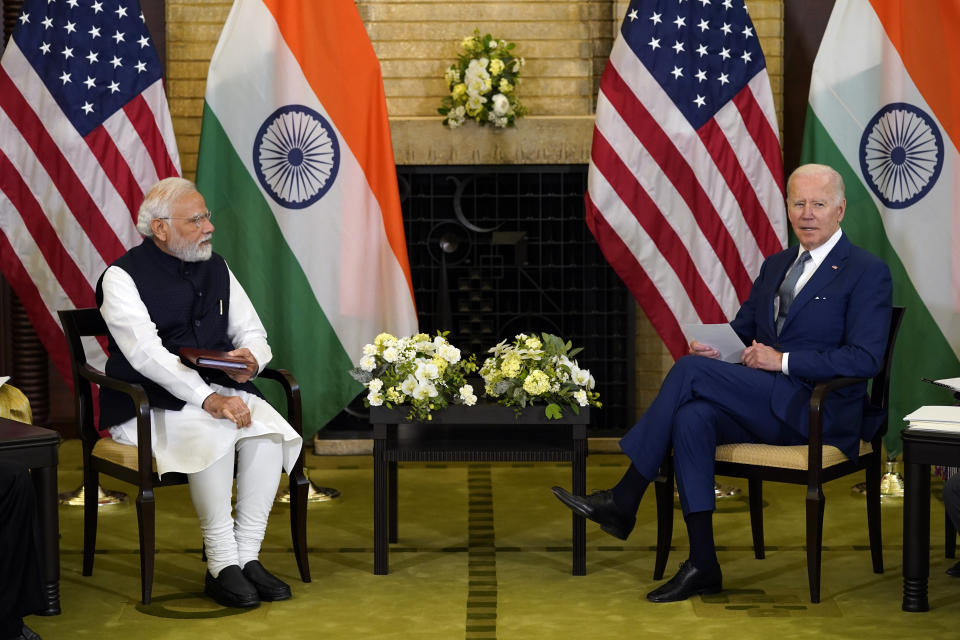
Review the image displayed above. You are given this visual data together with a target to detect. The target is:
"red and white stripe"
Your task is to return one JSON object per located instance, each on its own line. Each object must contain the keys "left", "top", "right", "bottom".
{"left": 0, "top": 40, "right": 180, "bottom": 382}
{"left": 586, "top": 35, "right": 787, "bottom": 359}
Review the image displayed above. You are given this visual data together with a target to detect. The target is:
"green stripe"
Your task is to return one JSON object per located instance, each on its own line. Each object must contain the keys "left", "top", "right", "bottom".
{"left": 801, "top": 109, "right": 960, "bottom": 456}
{"left": 196, "top": 103, "right": 362, "bottom": 437}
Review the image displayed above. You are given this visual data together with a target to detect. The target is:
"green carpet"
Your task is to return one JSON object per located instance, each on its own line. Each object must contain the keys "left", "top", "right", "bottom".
{"left": 25, "top": 440, "right": 960, "bottom": 639}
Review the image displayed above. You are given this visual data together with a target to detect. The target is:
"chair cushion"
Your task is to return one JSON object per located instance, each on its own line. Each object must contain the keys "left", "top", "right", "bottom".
{"left": 92, "top": 437, "right": 158, "bottom": 472}
{"left": 715, "top": 440, "right": 874, "bottom": 470}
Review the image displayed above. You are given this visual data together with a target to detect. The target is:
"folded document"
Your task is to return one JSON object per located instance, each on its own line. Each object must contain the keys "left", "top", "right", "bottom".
{"left": 903, "top": 405, "right": 960, "bottom": 433}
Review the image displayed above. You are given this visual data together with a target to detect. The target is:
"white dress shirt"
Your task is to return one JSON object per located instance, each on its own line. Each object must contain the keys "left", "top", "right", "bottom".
{"left": 781, "top": 228, "right": 844, "bottom": 375}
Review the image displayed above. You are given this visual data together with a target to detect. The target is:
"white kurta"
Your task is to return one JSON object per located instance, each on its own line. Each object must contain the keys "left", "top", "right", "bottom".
{"left": 99, "top": 264, "right": 302, "bottom": 477}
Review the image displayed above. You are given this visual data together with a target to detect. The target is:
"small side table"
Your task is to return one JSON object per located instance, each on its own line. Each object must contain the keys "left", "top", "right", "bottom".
{"left": 370, "top": 404, "right": 589, "bottom": 576}
{"left": 0, "top": 417, "right": 61, "bottom": 615}
{"left": 901, "top": 427, "right": 960, "bottom": 612}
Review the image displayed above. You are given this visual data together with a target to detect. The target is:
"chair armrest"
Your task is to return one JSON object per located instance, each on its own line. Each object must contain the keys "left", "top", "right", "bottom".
{"left": 78, "top": 364, "right": 155, "bottom": 487}
{"left": 258, "top": 368, "right": 302, "bottom": 435}
{"left": 806, "top": 376, "right": 867, "bottom": 482}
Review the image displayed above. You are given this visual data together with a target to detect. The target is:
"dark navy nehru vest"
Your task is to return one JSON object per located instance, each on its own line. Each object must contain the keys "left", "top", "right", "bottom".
{"left": 95, "top": 239, "right": 260, "bottom": 429}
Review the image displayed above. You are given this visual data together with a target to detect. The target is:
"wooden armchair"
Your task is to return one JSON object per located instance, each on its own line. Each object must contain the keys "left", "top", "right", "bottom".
{"left": 653, "top": 306, "right": 905, "bottom": 603}
{"left": 59, "top": 308, "right": 311, "bottom": 604}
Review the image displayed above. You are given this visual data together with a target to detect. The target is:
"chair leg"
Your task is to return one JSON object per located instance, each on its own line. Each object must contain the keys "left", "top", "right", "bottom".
{"left": 866, "top": 457, "right": 884, "bottom": 573}
{"left": 289, "top": 467, "right": 311, "bottom": 583}
{"left": 81, "top": 461, "right": 98, "bottom": 577}
{"left": 805, "top": 485, "right": 825, "bottom": 603}
{"left": 653, "top": 459, "right": 674, "bottom": 580}
{"left": 137, "top": 488, "right": 156, "bottom": 605}
{"left": 748, "top": 478, "right": 765, "bottom": 559}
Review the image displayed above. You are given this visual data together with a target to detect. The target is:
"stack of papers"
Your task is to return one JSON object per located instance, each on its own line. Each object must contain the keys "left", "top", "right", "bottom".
{"left": 903, "top": 406, "right": 960, "bottom": 433}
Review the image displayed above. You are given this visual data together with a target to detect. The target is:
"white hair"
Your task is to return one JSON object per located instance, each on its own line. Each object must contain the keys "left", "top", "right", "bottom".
{"left": 787, "top": 163, "right": 845, "bottom": 205}
{"left": 136, "top": 177, "right": 199, "bottom": 237}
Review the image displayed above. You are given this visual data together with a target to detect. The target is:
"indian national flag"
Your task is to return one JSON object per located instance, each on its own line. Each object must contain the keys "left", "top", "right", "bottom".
{"left": 196, "top": 0, "right": 418, "bottom": 437}
{"left": 801, "top": 0, "right": 960, "bottom": 455}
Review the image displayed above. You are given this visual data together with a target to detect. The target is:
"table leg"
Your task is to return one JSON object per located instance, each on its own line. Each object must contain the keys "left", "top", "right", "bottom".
{"left": 572, "top": 425, "right": 586, "bottom": 576}
{"left": 389, "top": 460, "right": 398, "bottom": 544}
{"left": 31, "top": 464, "right": 61, "bottom": 615}
{"left": 373, "top": 427, "right": 389, "bottom": 575}
{"left": 902, "top": 460, "right": 929, "bottom": 612}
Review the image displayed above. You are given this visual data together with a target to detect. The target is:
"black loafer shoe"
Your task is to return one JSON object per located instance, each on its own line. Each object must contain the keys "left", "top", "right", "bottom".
{"left": 646, "top": 560, "right": 722, "bottom": 603}
{"left": 204, "top": 565, "right": 260, "bottom": 608}
{"left": 19, "top": 624, "right": 42, "bottom": 640}
{"left": 947, "top": 561, "right": 960, "bottom": 578}
{"left": 242, "top": 560, "right": 292, "bottom": 601}
{"left": 551, "top": 486, "right": 635, "bottom": 540}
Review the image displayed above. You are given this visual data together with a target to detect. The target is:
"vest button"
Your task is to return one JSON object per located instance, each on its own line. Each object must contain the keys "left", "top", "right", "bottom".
{"left": 197, "top": 291, "right": 203, "bottom": 297}
{"left": 194, "top": 320, "right": 201, "bottom": 327}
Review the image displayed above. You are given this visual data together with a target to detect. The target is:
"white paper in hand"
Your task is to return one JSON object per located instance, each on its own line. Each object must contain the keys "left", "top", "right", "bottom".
{"left": 680, "top": 324, "right": 746, "bottom": 363}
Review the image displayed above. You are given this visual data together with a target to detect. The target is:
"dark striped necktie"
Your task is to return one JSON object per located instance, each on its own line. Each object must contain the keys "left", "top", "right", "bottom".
{"left": 776, "top": 250, "right": 811, "bottom": 334}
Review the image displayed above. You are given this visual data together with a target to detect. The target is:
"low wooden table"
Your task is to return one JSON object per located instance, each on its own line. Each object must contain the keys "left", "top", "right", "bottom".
{"left": 0, "top": 417, "right": 61, "bottom": 615}
{"left": 901, "top": 427, "right": 960, "bottom": 612}
{"left": 370, "top": 404, "right": 588, "bottom": 576}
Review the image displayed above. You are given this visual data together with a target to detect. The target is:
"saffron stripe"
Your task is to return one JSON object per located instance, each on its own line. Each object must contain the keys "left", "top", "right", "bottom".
{"left": 262, "top": 0, "right": 414, "bottom": 296}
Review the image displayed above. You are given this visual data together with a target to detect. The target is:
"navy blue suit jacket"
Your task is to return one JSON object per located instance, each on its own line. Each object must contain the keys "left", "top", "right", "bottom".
{"left": 729, "top": 233, "right": 892, "bottom": 460}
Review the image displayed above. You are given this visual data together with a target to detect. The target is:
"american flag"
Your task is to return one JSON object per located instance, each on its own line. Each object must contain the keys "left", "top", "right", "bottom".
{"left": 0, "top": 0, "right": 179, "bottom": 382}
{"left": 586, "top": 0, "right": 786, "bottom": 359}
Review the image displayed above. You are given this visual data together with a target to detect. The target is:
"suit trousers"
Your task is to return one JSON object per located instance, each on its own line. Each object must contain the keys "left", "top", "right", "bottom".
{"left": 946, "top": 473, "right": 960, "bottom": 534}
{"left": 620, "top": 355, "right": 806, "bottom": 514}
{"left": 0, "top": 462, "right": 45, "bottom": 639}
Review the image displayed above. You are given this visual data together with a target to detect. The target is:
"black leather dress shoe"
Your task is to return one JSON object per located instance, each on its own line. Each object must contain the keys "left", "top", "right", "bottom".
{"left": 947, "top": 561, "right": 960, "bottom": 578}
{"left": 646, "top": 560, "right": 723, "bottom": 603}
{"left": 551, "top": 486, "right": 635, "bottom": 540}
{"left": 242, "top": 560, "right": 292, "bottom": 601}
{"left": 18, "top": 624, "right": 42, "bottom": 640}
{"left": 204, "top": 565, "right": 260, "bottom": 608}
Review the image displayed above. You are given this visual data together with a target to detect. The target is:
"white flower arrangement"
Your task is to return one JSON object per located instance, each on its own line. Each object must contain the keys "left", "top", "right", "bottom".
{"left": 439, "top": 28, "right": 527, "bottom": 129}
{"left": 479, "top": 333, "right": 601, "bottom": 419}
{"left": 350, "top": 332, "right": 477, "bottom": 422}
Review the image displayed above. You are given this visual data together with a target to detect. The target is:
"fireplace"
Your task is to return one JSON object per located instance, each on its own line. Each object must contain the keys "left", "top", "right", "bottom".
{"left": 324, "top": 164, "right": 635, "bottom": 437}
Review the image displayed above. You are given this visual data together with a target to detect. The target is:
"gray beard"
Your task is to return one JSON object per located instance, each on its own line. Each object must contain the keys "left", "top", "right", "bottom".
{"left": 168, "top": 233, "right": 213, "bottom": 262}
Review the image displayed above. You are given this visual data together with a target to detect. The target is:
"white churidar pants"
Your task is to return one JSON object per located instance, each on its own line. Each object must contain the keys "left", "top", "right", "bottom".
{"left": 108, "top": 384, "right": 303, "bottom": 576}
{"left": 188, "top": 433, "right": 283, "bottom": 576}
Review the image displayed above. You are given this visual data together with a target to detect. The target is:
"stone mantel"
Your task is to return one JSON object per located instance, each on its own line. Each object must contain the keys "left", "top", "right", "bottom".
{"left": 389, "top": 115, "right": 595, "bottom": 166}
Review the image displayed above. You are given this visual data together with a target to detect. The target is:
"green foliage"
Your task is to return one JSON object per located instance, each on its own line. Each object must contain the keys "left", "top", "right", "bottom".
{"left": 479, "top": 332, "right": 602, "bottom": 420}
{"left": 438, "top": 28, "right": 528, "bottom": 128}
{"left": 350, "top": 332, "right": 477, "bottom": 422}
